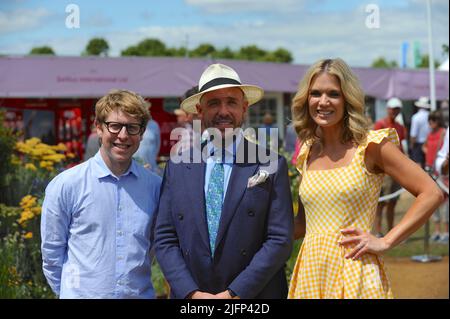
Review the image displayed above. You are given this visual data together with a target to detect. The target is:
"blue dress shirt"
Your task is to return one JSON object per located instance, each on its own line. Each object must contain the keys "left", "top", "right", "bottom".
{"left": 41, "top": 151, "right": 162, "bottom": 298}
{"left": 204, "top": 134, "right": 242, "bottom": 200}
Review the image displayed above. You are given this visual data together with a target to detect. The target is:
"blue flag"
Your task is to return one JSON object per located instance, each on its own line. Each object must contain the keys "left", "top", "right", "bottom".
{"left": 401, "top": 41, "right": 409, "bottom": 68}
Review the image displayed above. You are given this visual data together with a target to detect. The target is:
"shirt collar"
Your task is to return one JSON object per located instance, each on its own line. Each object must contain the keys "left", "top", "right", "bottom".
{"left": 206, "top": 131, "right": 243, "bottom": 164}
{"left": 92, "top": 151, "right": 140, "bottom": 179}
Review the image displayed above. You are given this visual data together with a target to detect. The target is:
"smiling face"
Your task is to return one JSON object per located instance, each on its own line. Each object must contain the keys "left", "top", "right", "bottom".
{"left": 196, "top": 87, "right": 248, "bottom": 137}
{"left": 96, "top": 109, "right": 143, "bottom": 175}
{"left": 308, "top": 72, "right": 346, "bottom": 130}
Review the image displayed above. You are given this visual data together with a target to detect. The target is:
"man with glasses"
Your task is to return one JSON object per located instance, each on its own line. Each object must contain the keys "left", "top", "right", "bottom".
{"left": 41, "top": 89, "right": 162, "bottom": 298}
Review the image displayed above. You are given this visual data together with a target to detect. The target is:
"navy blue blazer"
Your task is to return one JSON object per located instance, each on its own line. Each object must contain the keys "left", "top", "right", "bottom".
{"left": 154, "top": 139, "right": 294, "bottom": 299}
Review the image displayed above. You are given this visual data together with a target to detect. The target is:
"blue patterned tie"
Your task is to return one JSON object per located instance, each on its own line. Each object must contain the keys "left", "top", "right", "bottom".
{"left": 206, "top": 162, "right": 224, "bottom": 255}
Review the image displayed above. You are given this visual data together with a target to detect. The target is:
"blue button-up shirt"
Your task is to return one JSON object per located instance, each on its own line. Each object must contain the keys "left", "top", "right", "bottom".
{"left": 204, "top": 134, "right": 242, "bottom": 200}
{"left": 410, "top": 109, "right": 430, "bottom": 143}
{"left": 41, "top": 151, "right": 162, "bottom": 298}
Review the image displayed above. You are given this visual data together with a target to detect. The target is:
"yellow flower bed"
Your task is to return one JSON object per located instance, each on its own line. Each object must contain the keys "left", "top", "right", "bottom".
{"left": 13, "top": 137, "right": 68, "bottom": 173}
{"left": 17, "top": 195, "right": 41, "bottom": 226}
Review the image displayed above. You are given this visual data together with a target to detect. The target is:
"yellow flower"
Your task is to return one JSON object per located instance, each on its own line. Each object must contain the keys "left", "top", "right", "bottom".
{"left": 42, "top": 154, "right": 66, "bottom": 163}
{"left": 31, "top": 206, "right": 42, "bottom": 215}
{"left": 39, "top": 161, "right": 53, "bottom": 168}
{"left": 11, "top": 155, "right": 21, "bottom": 166}
{"left": 25, "top": 137, "right": 41, "bottom": 146}
{"left": 52, "top": 143, "right": 67, "bottom": 152}
{"left": 66, "top": 152, "right": 76, "bottom": 159}
{"left": 23, "top": 232, "right": 33, "bottom": 239}
{"left": 18, "top": 210, "right": 34, "bottom": 225}
{"left": 25, "top": 163, "right": 37, "bottom": 171}
{"left": 20, "top": 195, "right": 37, "bottom": 209}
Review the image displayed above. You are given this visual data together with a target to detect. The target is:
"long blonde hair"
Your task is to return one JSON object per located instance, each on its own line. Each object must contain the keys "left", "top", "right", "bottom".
{"left": 291, "top": 58, "right": 369, "bottom": 147}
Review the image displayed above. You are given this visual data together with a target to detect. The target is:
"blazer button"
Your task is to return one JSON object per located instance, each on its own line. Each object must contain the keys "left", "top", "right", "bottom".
{"left": 240, "top": 249, "right": 247, "bottom": 256}
{"left": 178, "top": 214, "right": 184, "bottom": 220}
{"left": 185, "top": 249, "right": 189, "bottom": 256}
{"left": 248, "top": 211, "right": 255, "bottom": 217}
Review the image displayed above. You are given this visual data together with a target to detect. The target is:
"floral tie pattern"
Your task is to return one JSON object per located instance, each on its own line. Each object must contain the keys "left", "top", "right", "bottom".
{"left": 206, "top": 162, "right": 224, "bottom": 256}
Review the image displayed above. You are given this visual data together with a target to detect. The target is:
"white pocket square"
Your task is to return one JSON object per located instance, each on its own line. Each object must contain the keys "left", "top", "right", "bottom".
{"left": 247, "top": 170, "right": 269, "bottom": 188}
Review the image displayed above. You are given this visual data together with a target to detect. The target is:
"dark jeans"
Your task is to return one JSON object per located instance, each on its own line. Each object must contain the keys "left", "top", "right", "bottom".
{"left": 410, "top": 143, "right": 425, "bottom": 167}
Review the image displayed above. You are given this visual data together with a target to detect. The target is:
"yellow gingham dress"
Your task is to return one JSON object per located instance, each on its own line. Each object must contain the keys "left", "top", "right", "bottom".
{"left": 288, "top": 129, "right": 398, "bottom": 299}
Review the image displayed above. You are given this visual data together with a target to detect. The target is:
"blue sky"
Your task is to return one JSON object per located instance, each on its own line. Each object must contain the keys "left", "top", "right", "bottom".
{"left": 0, "top": 0, "right": 448, "bottom": 67}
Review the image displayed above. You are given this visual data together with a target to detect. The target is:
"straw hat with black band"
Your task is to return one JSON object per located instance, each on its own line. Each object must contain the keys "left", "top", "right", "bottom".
{"left": 180, "top": 63, "right": 264, "bottom": 114}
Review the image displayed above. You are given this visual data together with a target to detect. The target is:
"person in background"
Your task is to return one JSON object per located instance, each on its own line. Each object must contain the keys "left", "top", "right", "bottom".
{"left": 284, "top": 123, "right": 298, "bottom": 155}
{"left": 134, "top": 112, "right": 162, "bottom": 175}
{"left": 41, "top": 89, "right": 162, "bottom": 298}
{"left": 288, "top": 58, "right": 443, "bottom": 299}
{"left": 373, "top": 98, "right": 408, "bottom": 237}
{"left": 410, "top": 96, "right": 431, "bottom": 168}
{"left": 174, "top": 101, "right": 194, "bottom": 153}
{"left": 435, "top": 127, "right": 449, "bottom": 176}
{"left": 261, "top": 112, "right": 277, "bottom": 151}
{"left": 423, "top": 113, "right": 448, "bottom": 243}
{"left": 83, "top": 124, "right": 100, "bottom": 161}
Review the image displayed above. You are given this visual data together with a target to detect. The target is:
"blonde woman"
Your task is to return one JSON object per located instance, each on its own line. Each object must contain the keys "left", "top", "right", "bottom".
{"left": 288, "top": 58, "right": 443, "bottom": 299}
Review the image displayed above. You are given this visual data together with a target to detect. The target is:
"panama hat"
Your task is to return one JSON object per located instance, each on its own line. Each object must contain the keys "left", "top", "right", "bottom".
{"left": 174, "top": 108, "right": 187, "bottom": 116}
{"left": 386, "top": 97, "right": 403, "bottom": 109}
{"left": 180, "top": 63, "right": 264, "bottom": 114}
{"left": 414, "top": 96, "right": 431, "bottom": 109}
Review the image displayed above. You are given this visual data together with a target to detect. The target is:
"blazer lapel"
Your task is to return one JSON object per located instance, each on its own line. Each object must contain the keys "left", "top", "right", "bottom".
{"left": 184, "top": 161, "right": 210, "bottom": 250}
{"left": 214, "top": 140, "right": 259, "bottom": 252}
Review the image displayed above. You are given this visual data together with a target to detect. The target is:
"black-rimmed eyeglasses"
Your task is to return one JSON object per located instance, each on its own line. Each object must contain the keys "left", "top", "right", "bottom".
{"left": 103, "top": 121, "right": 143, "bottom": 135}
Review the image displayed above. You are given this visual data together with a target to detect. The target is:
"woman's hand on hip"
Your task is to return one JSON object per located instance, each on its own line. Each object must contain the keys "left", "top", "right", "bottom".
{"left": 339, "top": 228, "right": 390, "bottom": 260}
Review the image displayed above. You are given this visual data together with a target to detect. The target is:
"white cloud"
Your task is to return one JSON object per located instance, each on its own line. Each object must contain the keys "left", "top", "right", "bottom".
{"left": 1, "top": 1, "right": 447, "bottom": 68}
{"left": 0, "top": 8, "right": 51, "bottom": 33}
{"left": 185, "top": 0, "right": 305, "bottom": 13}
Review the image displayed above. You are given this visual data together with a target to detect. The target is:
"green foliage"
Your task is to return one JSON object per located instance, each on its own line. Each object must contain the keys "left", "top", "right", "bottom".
{"left": 0, "top": 204, "right": 54, "bottom": 298}
{"left": 165, "top": 46, "right": 188, "bottom": 57}
{"left": 84, "top": 37, "right": 109, "bottom": 56}
{"left": 0, "top": 135, "right": 72, "bottom": 298}
{"left": 237, "top": 45, "right": 267, "bottom": 61}
{"left": 121, "top": 38, "right": 167, "bottom": 57}
{"left": 120, "top": 38, "right": 292, "bottom": 63}
{"left": 415, "top": 54, "right": 440, "bottom": 68}
{"left": 442, "top": 44, "right": 449, "bottom": 57}
{"left": 0, "top": 111, "right": 16, "bottom": 189}
{"left": 371, "top": 57, "right": 398, "bottom": 68}
{"left": 190, "top": 43, "right": 217, "bottom": 58}
{"left": 151, "top": 260, "right": 170, "bottom": 298}
{"left": 29, "top": 46, "right": 55, "bottom": 55}
{"left": 216, "top": 47, "right": 235, "bottom": 59}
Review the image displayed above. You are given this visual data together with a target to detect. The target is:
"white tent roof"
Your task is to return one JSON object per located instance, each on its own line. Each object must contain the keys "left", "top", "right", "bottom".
{"left": 438, "top": 58, "right": 449, "bottom": 71}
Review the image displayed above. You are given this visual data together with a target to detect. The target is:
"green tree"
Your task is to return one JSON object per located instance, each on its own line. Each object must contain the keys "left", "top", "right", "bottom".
{"left": 166, "top": 47, "right": 188, "bottom": 57}
{"left": 264, "top": 48, "right": 293, "bottom": 63}
{"left": 371, "top": 57, "right": 398, "bottom": 68}
{"left": 29, "top": 46, "right": 55, "bottom": 55}
{"left": 216, "top": 47, "right": 235, "bottom": 59}
{"left": 84, "top": 38, "right": 109, "bottom": 56}
{"left": 189, "top": 43, "right": 217, "bottom": 58}
{"left": 237, "top": 45, "right": 267, "bottom": 61}
{"left": 416, "top": 54, "right": 440, "bottom": 68}
{"left": 121, "top": 38, "right": 167, "bottom": 57}
{"left": 441, "top": 44, "right": 448, "bottom": 57}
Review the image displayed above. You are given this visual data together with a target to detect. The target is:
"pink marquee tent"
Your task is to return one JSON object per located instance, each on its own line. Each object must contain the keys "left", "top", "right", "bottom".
{"left": 0, "top": 56, "right": 448, "bottom": 100}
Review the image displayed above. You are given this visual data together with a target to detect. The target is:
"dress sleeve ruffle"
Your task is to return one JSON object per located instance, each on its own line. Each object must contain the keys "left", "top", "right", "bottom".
{"left": 358, "top": 128, "right": 400, "bottom": 158}
{"left": 295, "top": 142, "right": 310, "bottom": 175}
